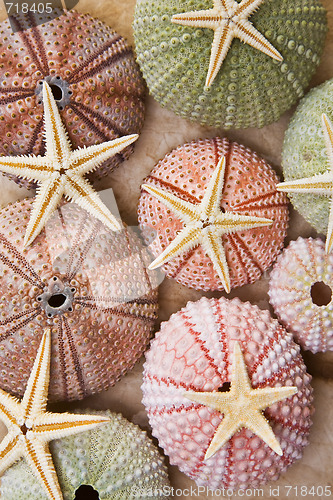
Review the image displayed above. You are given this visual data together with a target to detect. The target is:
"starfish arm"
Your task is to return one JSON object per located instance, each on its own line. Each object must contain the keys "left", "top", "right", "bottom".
{"left": 32, "top": 412, "right": 110, "bottom": 441}
{"left": 277, "top": 173, "right": 333, "bottom": 195}
{"left": 24, "top": 438, "right": 63, "bottom": 500}
{"left": 244, "top": 410, "right": 283, "bottom": 455}
{"left": 236, "top": 0, "right": 267, "bottom": 18}
{"left": 251, "top": 385, "right": 298, "bottom": 411}
{"left": 231, "top": 342, "right": 253, "bottom": 389}
{"left": 322, "top": 113, "right": 333, "bottom": 168}
{"left": 205, "top": 413, "right": 241, "bottom": 459}
{"left": 325, "top": 196, "right": 333, "bottom": 253}
{"left": 42, "top": 82, "right": 72, "bottom": 163}
{"left": 214, "top": 211, "right": 273, "bottom": 234}
{"left": 0, "top": 157, "right": 54, "bottom": 183}
{"left": 68, "top": 134, "right": 139, "bottom": 176}
{"left": 23, "top": 178, "right": 64, "bottom": 248}
{"left": 205, "top": 26, "right": 234, "bottom": 87}
{"left": 171, "top": 9, "right": 225, "bottom": 30}
{"left": 148, "top": 225, "right": 201, "bottom": 270}
{"left": 0, "top": 390, "right": 22, "bottom": 430}
{"left": 233, "top": 20, "right": 283, "bottom": 62}
{"left": 0, "top": 433, "right": 22, "bottom": 476}
{"left": 21, "top": 329, "right": 51, "bottom": 420}
{"left": 199, "top": 156, "right": 226, "bottom": 217}
{"left": 142, "top": 184, "right": 198, "bottom": 223}
{"left": 201, "top": 228, "right": 231, "bottom": 293}
{"left": 64, "top": 174, "right": 121, "bottom": 231}
{"left": 184, "top": 390, "right": 233, "bottom": 411}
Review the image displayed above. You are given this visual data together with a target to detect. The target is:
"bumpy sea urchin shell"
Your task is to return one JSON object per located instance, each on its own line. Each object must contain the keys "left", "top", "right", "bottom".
{"left": 0, "top": 198, "right": 158, "bottom": 402}
{"left": 142, "top": 296, "right": 313, "bottom": 489}
{"left": 0, "top": 9, "right": 146, "bottom": 189}
{"left": 138, "top": 137, "right": 288, "bottom": 292}
{"left": 269, "top": 237, "right": 333, "bottom": 353}
{"left": 0, "top": 410, "right": 170, "bottom": 499}
{"left": 282, "top": 79, "right": 333, "bottom": 235}
{"left": 133, "top": 0, "right": 327, "bottom": 129}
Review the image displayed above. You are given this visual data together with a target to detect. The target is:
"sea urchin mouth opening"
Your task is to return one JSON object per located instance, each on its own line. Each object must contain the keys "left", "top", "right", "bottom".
{"left": 218, "top": 381, "right": 231, "bottom": 392}
{"left": 74, "top": 485, "right": 100, "bottom": 500}
{"left": 310, "top": 281, "right": 332, "bottom": 307}
{"left": 47, "top": 293, "right": 67, "bottom": 308}
{"left": 37, "top": 276, "right": 75, "bottom": 317}
{"left": 49, "top": 83, "right": 63, "bottom": 101}
{"left": 35, "top": 75, "right": 72, "bottom": 110}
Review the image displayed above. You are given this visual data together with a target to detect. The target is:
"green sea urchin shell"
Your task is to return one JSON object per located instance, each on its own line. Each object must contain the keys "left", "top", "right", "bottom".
{"left": 133, "top": 0, "right": 327, "bottom": 129}
{"left": 282, "top": 79, "right": 333, "bottom": 235}
{"left": 0, "top": 410, "right": 170, "bottom": 499}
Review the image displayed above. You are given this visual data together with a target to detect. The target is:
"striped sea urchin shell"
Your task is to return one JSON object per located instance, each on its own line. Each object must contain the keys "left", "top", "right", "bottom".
{"left": 0, "top": 198, "right": 158, "bottom": 402}
{"left": 142, "top": 296, "right": 313, "bottom": 489}
{"left": 0, "top": 410, "right": 170, "bottom": 499}
{"left": 0, "top": 9, "right": 146, "bottom": 189}
{"left": 138, "top": 137, "right": 288, "bottom": 291}
{"left": 269, "top": 237, "right": 333, "bottom": 353}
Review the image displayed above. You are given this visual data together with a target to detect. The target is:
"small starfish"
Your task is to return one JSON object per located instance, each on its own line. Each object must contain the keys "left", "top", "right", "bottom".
{"left": 172, "top": 0, "right": 283, "bottom": 87}
{"left": 185, "top": 342, "right": 297, "bottom": 460}
{"left": 143, "top": 156, "right": 273, "bottom": 293}
{"left": 0, "top": 82, "right": 138, "bottom": 247}
{"left": 278, "top": 113, "right": 333, "bottom": 253}
{"left": 0, "top": 329, "right": 109, "bottom": 500}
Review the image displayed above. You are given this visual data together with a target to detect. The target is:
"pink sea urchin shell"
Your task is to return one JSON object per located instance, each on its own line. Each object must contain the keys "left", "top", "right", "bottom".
{"left": 0, "top": 198, "right": 158, "bottom": 402}
{"left": 269, "top": 237, "right": 333, "bottom": 353}
{"left": 142, "top": 296, "right": 313, "bottom": 489}
{"left": 0, "top": 9, "right": 146, "bottom": 189}
{"left": 138, "top": 137, "right": 288, "bottom": 292}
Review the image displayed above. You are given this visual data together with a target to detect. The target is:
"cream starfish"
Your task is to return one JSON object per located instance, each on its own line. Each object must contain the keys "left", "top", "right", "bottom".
{"left": 0, "top": 81, "right": 138, "bottom": 247}
{"left": 0, "top": 329, "right": 109, "bottom": 500}
{"left": 185, "top": 342, "right": 297, "bottom": 460}
{"left": 143, "top": 156, "right": 273, "bottom": 293}
{"left": 171, "top": 0, "right": 283, "bottom": 87}
{"left": 278, "top": 113, "right": 333, "bottom": 253}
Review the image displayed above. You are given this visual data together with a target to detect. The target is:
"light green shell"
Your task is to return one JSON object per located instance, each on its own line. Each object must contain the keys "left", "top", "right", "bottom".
{"left": 133, "top": 0, "right": 327, "bottom": 129}
{"left": 0, "top": 410, "right": 170, "bottom": 500}
{"left": 282, "top": 78, "right": 333, "bottom": 235}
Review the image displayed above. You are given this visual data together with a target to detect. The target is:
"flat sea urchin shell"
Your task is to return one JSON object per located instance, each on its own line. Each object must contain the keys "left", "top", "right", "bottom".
{"left": 269, "top": 237, "right": 333, "bottom": 353}
{"left": 0, "top": 198, "right": 158, "bottom": 402}
{"left": 138, "top": 137, "right": 288, "bottom": 292}
{"left": 142, "top": 296, "right": 313, "bottom": 489}
{"left": 0, "top": 9, "right": 146, "bottom": 188}
{"left": 0, "top": 410, "right": 170, "bottom": 500}
{"left": 133, "top": 0, "right": 327, "bottom": 129}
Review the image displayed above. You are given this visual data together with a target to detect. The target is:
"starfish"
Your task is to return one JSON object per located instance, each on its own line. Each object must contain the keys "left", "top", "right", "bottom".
{"left": 0, "top": 329, "right": 109, "bottom": 500}
{"left": 0, "top": 81, "right": 138, "bottom": 247}
{"left": 278, "top": 113, "right": 333, "bottom": 254}
{"left": 171, "top": 0, "right": 283, "bottom": 87}
{"left": 142, "top": 156, "right": 273, "bottom": 293}
{"left": 185, "top": 342, "right": 297, "bottom": 460}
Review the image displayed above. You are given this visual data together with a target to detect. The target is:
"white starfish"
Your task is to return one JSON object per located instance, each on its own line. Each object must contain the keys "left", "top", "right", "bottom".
{"left": 278, "top": 113, "right": 333, "bottom": 254}
{"left": 0, "top": 82, "right": 138, "bottom": 247}
{"left": 143, "top": 156, "right": 272, "bottom": 293}
{"left": 172, "top": 0, "right": 283, "bottom": 87}
{"left": 185, "top": 342, "right": 297, "bottom": 460}
{"left": 0, "top": 329, "right": 109, "bottom": 500}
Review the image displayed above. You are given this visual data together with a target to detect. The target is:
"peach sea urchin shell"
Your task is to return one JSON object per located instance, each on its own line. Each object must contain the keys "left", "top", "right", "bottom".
{"left": 0, "top": 198, "right": 158, "bottom": 402}
{"left": 142, "top": 296, "right": 313, "bottom": 489}
{"left": 269, "top": 237, "right": 333, "bottom": 353}
{"left": 138, "top": 137, "right": 288, "bottom": 291}
{"left": 0, "top": 9, "right": 146, "bottom": 189}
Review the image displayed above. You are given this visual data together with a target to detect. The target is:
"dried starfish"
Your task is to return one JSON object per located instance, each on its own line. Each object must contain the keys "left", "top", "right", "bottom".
{"left": 172, "top": 0, "right": 283, "bottom": 87}
{"left": 278, "top": 113, "right": 333, "bottom": 253}
{"left": 0, "top": 329, "right": 109, "bottom": 500}
{"left": 0, "top": 82, "right": 138, "bottom": 247}
{"left": 185, "top": 342, "right": 297, "bottom": 460}
{"left": 143, "top": 156, "right": 273, "bottom": 293}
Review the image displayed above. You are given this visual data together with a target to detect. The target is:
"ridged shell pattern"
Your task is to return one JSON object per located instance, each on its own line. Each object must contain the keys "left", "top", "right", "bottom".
{"left": 142, "top": 296, "right": 313, "bottom": 489}
{"left": 0, "top": 198, "right": 158, "bottom": 402}
{"left": 282, "top": 78, "right": 333, "bottom": 235}
{"left": 0, "top": 9, "right": 146, "bottom": 188}
{"left": 133, "top": 0, "right": 327, "bottom": 128}
{"left": 269, "top": 237, "right": 333, "bottom": 353}
{"left": 138, "top": 137, "right": 288, "bottom": 291}
{"left": 0, "top": 410, "right": 171, "bottom": 500}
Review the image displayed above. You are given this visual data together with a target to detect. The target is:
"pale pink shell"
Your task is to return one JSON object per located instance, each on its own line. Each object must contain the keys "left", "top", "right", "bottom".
{"left": 142, "top": 296, "right": 313, "bottom": 489}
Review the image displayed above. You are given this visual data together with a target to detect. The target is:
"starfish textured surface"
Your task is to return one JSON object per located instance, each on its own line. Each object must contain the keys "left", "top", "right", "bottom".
{"left": 0, "top": 82, "right": 138, "bottom": 247}
{"left": 278, "top": 113, "right": 333, "bottom": 253}
{"left": 0, "top": 329, "right": 109, "bottom": 500}
{"left": 185, "top": 342, "right": 297, "bottom": 460}
{"left": 143, "top": 156, "right": 273, "bottom": 292}
{"left": 171, "top": 0, "right": 283, "bottom": 87}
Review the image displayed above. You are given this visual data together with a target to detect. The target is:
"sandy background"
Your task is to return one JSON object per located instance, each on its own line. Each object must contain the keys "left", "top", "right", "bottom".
{"left": 0, "top": 0, "right": 332, "bottom": 499}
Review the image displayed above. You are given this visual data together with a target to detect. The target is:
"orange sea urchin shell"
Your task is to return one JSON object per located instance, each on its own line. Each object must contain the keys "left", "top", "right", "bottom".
{"left": 0, "top": 198, "right": 158, "bottom": 402}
